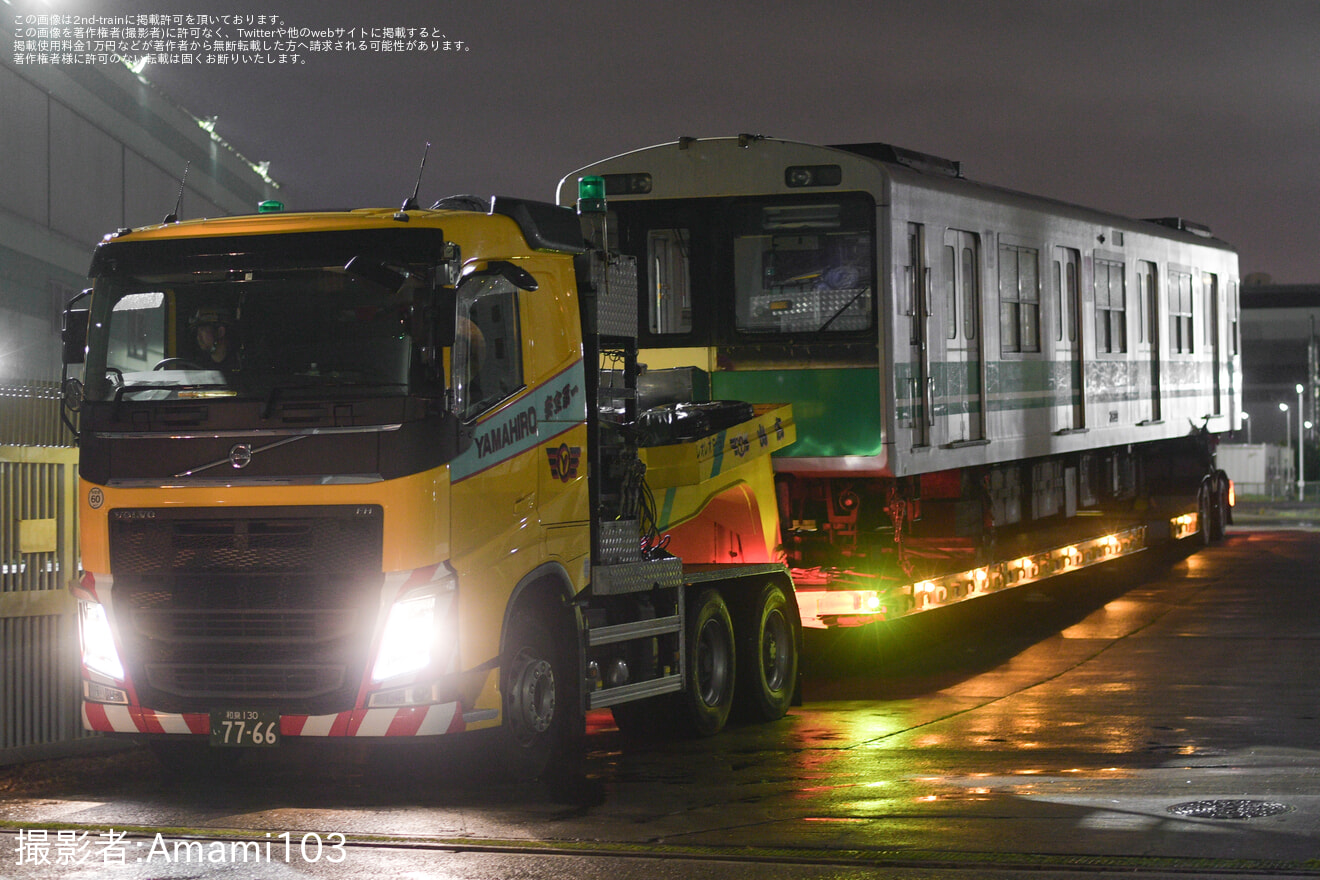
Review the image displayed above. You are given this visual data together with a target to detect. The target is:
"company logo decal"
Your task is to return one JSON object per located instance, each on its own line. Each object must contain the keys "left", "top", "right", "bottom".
{"left": 546, "top": 444, "right": 581, "bottom": 482}
{"left": 450, "top": 359, "right": 587, "bottom": 483}
{"left": 475, "top": 407, "right": 538, "bottom": 460}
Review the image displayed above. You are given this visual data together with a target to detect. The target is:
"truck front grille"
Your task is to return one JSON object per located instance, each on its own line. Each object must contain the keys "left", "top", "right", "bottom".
{"left": 108, "top": 506, "right": 383, "bottom": 715}
{"left": 145, "top": 664, "right": 345, "bottom": 701}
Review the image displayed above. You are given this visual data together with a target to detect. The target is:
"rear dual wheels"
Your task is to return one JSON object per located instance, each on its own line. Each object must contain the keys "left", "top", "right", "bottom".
{"left": 737, "top": 580, "right": 798, "bottom": 723}
{"left": 678, "top": 589, "right": 737, "bottom": 737}
{"left": 1197, "top": 476, "right": 1229, "bottom": 544}
{"left": 675, "top": 582, "right": 798, "bottom": 737}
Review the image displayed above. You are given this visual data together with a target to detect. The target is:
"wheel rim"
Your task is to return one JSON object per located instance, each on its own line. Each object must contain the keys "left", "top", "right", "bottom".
{"left": 695, "top": 617, "right": 732, "bottom": 707}
{"left": 508, "top": 649, "right": 556, "bottom": 743}
{"left": 760, "top": 606, "right": 792, "bottom": 692}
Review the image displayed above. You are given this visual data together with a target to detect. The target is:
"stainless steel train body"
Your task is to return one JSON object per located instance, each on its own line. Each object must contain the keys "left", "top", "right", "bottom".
{"left": 558, "top": 136, "right": 1239, "bottom": 564}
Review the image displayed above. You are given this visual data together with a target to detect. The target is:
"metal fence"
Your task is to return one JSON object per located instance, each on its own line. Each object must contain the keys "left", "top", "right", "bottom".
{"left": 1, "top": 380, "right": 90, "bottom": 762}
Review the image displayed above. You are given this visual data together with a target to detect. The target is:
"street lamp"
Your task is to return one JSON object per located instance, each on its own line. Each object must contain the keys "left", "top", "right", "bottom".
{"left": 1298, "top": 384, "right": 1306, "bottom": 501}
{"left": 1280, "top": 401, "right": 1290, "bottom": 450}
{"left": 1241, "top": 411, "right": 1251, "bottom": 444}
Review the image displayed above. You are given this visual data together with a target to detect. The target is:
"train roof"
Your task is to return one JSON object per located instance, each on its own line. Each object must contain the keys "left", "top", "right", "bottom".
{"left": 560, "top": 135, "right": 1236, "bottom": 253}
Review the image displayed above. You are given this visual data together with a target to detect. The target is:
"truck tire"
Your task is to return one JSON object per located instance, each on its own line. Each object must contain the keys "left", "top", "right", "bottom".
{"left": 500, "top": 612, "right": 573, "bottom": 779}
{"left": 1210, "top": 474, "right": 1228, "bottom": 541}
{"left": 1197, "top": 482, "right": 1213, "bottom": 545}
{"left": 736, "top": 581, "right": 798, "bottom": 722}
{"left": 678, "top": 589, "right": 736, "bottom": 737}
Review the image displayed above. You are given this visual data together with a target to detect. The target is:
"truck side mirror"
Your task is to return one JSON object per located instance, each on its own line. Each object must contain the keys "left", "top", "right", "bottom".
{"left": 61, "top": 290, "right": 92, "bottom": 365}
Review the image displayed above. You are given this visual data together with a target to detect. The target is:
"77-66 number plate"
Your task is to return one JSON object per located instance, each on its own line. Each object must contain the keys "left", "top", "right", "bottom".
{"left": 209, "top": 709, "right": 280, "bottom": 747}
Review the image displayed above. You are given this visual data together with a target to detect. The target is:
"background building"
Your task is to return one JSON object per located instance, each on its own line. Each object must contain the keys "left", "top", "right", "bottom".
{"left": 2, "top": 17, "right": 278, "bottom": 385}
{"left": 1238, "top": 282, "right": 1320, "bottom": 448}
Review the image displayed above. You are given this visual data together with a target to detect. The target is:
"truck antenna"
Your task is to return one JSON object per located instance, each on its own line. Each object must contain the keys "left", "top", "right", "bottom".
{"left": 400, "top": 141, "right": 431, "bottom": 212}
{"left": 163, "top": 161, "right": 190, "bottom": 224}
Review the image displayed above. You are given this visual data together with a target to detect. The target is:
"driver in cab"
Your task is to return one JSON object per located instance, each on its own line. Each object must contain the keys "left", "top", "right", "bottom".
{"left": 189, "top": 307, "right": 241, "bottom": 375}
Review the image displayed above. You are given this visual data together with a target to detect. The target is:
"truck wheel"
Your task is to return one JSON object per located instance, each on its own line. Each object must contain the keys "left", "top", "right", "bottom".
{"left": 1210, "top": 476, "right": 1228, "bottom": 541}
{"left": 1197, "top": 482, "right": 1213, "bottom": 545}
{"left": 679, "top": 589, "right": 736, "bottom": 737}
{"left": 736, "top": 581, "right": 798, "bottom": 722}
{"left": 500, "top": 613, "right": 572, "bottom": 779}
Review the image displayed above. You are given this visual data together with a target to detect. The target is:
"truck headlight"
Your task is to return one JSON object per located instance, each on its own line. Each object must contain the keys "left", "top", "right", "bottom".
{"left": 79, "top": 601, "right": 124, "bottom": 682}
{"left": 371, "top": 591, "right": 438, "bottom": 683}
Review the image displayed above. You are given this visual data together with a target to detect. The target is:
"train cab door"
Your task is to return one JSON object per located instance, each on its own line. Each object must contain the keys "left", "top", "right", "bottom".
{"left": 1137, "top": 260, "right": 1161, "bottom": 423}
{"left": 1054, "top": 247, "right": 1085, "bottom": 431}
{"left": 904, "top": 223, "right": 932, "bottom": 447}
{"left": 942, "top": 229, "right": 984, "bottom": 443}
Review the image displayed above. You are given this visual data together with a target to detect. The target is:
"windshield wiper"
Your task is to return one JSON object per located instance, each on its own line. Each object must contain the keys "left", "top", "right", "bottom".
{"left": 111, "top": 382, "right": 231, "bottom": 419}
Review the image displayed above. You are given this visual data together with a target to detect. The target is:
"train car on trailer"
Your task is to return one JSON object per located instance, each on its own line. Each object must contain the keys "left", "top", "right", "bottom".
{"left": 558, "top": 136, "right": 1239, "bottom": 626}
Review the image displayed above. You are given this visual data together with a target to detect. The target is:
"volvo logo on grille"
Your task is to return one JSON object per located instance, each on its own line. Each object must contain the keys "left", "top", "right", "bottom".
{"left": 229, "top": 444, "right": 254, "bottom": 469}
{"left": 111, "top": 509, "right": 156, "bottom": 520}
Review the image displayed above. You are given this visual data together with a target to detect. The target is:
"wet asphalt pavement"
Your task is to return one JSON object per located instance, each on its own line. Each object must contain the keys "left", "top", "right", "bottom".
{"left": 2, "top": 524, "right": 1319, "bottom": 878}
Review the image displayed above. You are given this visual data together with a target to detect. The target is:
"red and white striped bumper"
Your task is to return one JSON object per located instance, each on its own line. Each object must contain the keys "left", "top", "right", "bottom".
{"left": 82, "top": 701, "right": 466, "bottom": 737}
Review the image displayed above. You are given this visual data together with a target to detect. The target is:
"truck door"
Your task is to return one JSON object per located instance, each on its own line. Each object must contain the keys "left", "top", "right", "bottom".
{"left": 449, "top": 273, "right": 540, "bottom": 564}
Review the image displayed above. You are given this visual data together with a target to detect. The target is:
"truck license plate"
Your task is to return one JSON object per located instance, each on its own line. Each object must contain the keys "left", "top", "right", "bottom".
{"left": 209, "top": 709, "right": 280, "bottom": 747}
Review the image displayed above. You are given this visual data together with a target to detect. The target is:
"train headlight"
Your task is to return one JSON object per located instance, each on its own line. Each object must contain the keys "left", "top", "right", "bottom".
{"left": 78, "top": 601, "right": 124, "bottom": 682}
{"left": 784, "top": 164, "right": 842, "bottom": 187}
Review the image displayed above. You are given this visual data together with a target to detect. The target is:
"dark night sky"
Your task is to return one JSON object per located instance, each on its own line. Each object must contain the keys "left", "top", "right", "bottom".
{"left": 35, "top": 0, "right": 1320, "bottom": 281}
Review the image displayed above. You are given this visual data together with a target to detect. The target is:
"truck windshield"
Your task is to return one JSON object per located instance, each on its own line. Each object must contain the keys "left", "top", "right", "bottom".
{"left": 83, "top": 256, "right": 442, "bottom": 404}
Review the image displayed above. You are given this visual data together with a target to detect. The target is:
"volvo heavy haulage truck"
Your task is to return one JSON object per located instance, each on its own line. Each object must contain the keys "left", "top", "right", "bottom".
{"left": 62, "top": 186, "right": 801, "bottom": 775}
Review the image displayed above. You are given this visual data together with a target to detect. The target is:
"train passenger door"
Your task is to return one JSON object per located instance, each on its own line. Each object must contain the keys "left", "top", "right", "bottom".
{"left": 904, "top": 223, "right": 931, "bottom": 447}
{"left": 1204, "top": 271, "right": 1221, "bottom": 415}
{"left": 942, "top": 229, "right": 983, "bottom": 443}
{"left": 1053, "top": 247, "right": 1084, "bottom": 431}
{"left": 1137, "top": 260, "right": 1160, "bottom": 423}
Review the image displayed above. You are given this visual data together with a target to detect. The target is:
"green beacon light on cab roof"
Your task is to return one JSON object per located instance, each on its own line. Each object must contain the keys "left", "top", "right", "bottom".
{"left": 258, "top": 200, "right": 285, "bottom": 213}
{"left": 577, "top": 176, "right": 606, "bottom": 215}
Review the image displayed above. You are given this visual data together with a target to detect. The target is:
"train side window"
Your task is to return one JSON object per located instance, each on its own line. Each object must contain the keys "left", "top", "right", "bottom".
{"left": 1094, "top": 258, "right": 1127, "bottom": 355}
{"left": 1168, "top": 269, "right": 1194, "bottom": 355}
{"left": 999, "top": 244, "right": 1040, "bottom": 354}
{"left": 647, "top": 228, "right": 693, "bottom": 334}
